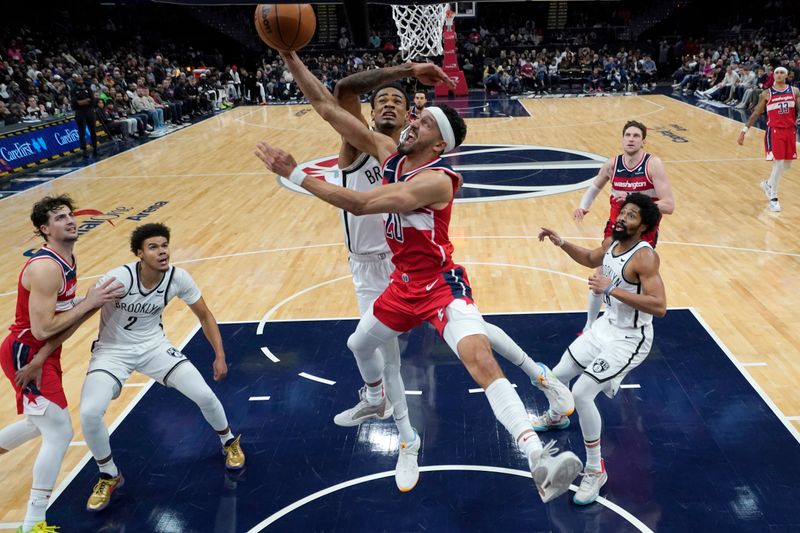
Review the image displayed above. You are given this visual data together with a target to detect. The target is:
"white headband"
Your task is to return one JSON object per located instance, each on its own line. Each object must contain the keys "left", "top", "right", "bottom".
{"left": 775, "top": 67, "right": 789, "bottom": 74}
{"left": 427, "top": 106, "right": 456, "bottom": 154}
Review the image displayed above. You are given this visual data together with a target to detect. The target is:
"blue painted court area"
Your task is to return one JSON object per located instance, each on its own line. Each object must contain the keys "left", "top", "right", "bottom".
{"left": 48, "top": 310, "right": 800, "bottom": 532}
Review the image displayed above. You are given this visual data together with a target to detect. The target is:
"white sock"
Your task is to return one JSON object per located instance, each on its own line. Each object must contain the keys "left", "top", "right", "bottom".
{"left": 485, "top": 378, "right": 542, "bottom": 458}
{"left": 394, "top": 412, "right": 416, "bottom": 443}
{"left": 23, "top": 488, "right": 50, "bottom": 531}
{"left": 98, "top": 458, "right": 119, "bottom": 478}
{"left": 484, "top": 322, "right": 543, "bottom": 380}
{"left": 365, "top": 382, "right": 383, "bottom": 406}
{"left": 519, "top": 431, "right": 544, "bottom": 465}
{"left": 585, "top": 291, "right": 603, "bottom": 331}
{"left": 585, "top": 439, "right": 602, "bottom": 471}
{"left": 219, "top": 430, "right": 235, "bottom": 447}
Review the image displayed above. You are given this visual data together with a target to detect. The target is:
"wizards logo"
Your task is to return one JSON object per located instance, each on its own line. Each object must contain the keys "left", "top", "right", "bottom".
{"left": 277, "top": 144, "right": 605, "bottom": 203}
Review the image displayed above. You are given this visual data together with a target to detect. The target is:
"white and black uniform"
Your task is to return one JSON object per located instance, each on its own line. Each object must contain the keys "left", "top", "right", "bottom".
{"left": 336, "top": 153, "right": 395, "bottom": 314}
{"left": 87, "top": 262, "right": 202, "bottom": 395}
{"left": 566, "top": 240, "right": 654, "bottom": 396}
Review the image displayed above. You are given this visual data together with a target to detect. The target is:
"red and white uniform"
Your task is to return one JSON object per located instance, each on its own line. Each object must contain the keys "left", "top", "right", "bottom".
{"left": 1, "top": 246, "right": 78, "bottom": 414}
{"left": 408, "top": 107, "right": 423, "bottom": 122}
{"left": 604, "top": 152, "right": 661, "bottom": 247}
{"left": 372, "top": 153, "right": 473, "bottom": 335}
{"left": 764, "top": 86, "right": 797, "bottom": 161}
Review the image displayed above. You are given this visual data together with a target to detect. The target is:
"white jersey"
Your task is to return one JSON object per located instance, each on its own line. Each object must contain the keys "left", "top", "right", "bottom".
{"left": 336, "top": 153, "right": 391, "bottom": 256}
{"left": 94, "top": 262, "right": 201, "bottom": 349}
{"left": 602, "top": 240, "right": 653, "bottom": 329}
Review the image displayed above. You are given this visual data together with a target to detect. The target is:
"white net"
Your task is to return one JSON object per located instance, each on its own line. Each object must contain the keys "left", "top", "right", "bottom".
{"left": 391, "top": 3, "right": 448, "bottom": 61}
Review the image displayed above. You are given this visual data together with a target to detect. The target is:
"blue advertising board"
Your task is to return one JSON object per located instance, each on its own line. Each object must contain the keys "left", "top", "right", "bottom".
{"left": 0, "top": 117, "right": 106, "bottom": 176}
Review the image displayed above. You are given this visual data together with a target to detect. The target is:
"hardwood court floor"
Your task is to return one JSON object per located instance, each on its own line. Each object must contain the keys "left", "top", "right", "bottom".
{"left": 1, "top": 95, "right": 798, "bottom": 524}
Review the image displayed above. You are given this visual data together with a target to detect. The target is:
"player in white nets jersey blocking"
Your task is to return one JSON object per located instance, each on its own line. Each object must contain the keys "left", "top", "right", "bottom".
{"left": 256, "top": 51, "right": 582, "bottom": 502}
{"left": 537, "top": 193, "right": 667, "bottom": 505}
{"left": 329, "top": 65, "right": 575, "bottom": 493}
{"left": 79, "top": 223, "right": 244, "bottom": 512}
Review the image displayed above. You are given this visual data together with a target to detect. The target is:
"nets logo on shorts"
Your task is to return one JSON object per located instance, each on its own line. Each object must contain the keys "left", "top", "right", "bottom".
{"left": 277, "top": 144, "right": 605, "bottom": 203}
{"left": 592, "top": 359, "right": 610, "bottom": 373}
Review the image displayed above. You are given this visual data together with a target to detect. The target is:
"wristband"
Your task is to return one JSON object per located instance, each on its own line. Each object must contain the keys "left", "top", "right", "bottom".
{"left": 603, "top": 284, "right": 614, "bottom": 296}
{"left": 557, "top": 237, "right": 565, "bottom": 247}
{"left": 288, "top": 167, "right": 306, "bottom": 186}
{"left": 741, "top": 126, "right": 749, "bottom": 133}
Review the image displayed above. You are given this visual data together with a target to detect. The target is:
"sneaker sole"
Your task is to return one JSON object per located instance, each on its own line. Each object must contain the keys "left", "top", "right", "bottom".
{"left": 86, "top": 475, "right": 125, "bottom": 512}
{"left": 533, "top": 417, "right": 571, "bottom": 432}
{"left": 534, "top": 453, "right": 583, "bottom": 503}
{"left": 334, "top": 404, "right": 394, "bottom": 427}
{"left": 225, "top": 457, "right": 246, "bottom": 470}
{"left": 573, "top": 473, "right": 608, "bottom": 505}
{"left": 396, "top": 472, "right": 419, "bottom": 492}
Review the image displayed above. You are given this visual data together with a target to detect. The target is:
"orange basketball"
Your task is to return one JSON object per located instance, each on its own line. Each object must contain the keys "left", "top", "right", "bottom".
{"left": 254, "top": 4, "right": 316, "bottom": 52}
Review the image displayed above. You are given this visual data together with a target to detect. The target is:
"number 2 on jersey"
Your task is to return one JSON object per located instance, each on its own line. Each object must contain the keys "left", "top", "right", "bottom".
{"left": 123, "top": 316, "right": 138, "bottom": 330}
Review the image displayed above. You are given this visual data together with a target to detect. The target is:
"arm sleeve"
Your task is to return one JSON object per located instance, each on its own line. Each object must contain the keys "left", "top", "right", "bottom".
{"left": 579, "top": 183, "right": 603, "bottom": 210}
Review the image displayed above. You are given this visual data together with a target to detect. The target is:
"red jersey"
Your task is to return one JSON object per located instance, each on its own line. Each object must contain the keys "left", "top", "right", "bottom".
{"left": 380, "top": 153, "right": 460, "bottom": 280}
{"left": 9, "top": 246, "right": 78, "bottom": 351}
{"left": 606, "top": 152, "right": 661, "bottom": 247}
{"left": 766, "top": 86, "right": 797, "bottom": 129}
{"left": 408, "top": 107, "right": 423, "bottom": 121}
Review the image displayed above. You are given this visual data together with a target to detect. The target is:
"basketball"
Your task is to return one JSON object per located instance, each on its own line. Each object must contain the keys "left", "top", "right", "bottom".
{"left": 254, "top": 4, "right": 316, "bottom": 52}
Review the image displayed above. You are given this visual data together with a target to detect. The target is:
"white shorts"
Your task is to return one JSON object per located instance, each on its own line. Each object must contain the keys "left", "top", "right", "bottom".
{"left": 349, "top": 252, "right": 394, "bottom": 316}
{"left": 87, "top": 339, "right": 190, "bottom": 397}
{"left": 566, "top": 316, "right": 653, "bottom": 397}
{"left": 443, "top": 299, "right": 489, "bottom": 354}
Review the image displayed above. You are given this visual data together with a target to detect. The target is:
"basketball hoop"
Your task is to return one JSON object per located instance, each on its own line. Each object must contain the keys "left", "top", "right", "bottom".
{"left": 391, "top": 3, "right": 448, "bottom": 61}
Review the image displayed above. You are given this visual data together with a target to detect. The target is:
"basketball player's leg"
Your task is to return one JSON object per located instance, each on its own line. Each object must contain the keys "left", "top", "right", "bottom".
{"left": 151, "top": 346, "right": 244, "bottom": 470}
{"left": 80, "top": 353, "right": 130, "bottom": 511}
{"left": 0, "top": 417, "right": 40, "bottom": 454}
{"left": 23, "top": 402, "right": 73, "bottom": 530}
{"left": 533, "top": 330, "right": 599, "bottom": 432}
{"left": 483, "top": 321, "right": 574, "bottom": 420}
{"left": 336, "top": 257, "right": 401, "bottom": 427}
{"left": 442, "top": 300, "right": 582, "bottom": 502}
{"left": 339, "top": 305, "right": 405, "bottom": 427}
{"left": 570, "top": 373, "right": 608, "bottom": 505}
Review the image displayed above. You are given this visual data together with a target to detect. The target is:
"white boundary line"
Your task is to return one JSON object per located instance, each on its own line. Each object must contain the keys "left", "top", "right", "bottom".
{"left": 298, "top": 372, "right": 336, "bottom": 386}
{"left": 619, "top": 384, "right": 641, "bottom": 389}
{"left": 248, "top": 396, "right": 271, "bottom": 401}
{"left": 739, "top": 362, "right": 768, "bottom": 367}
{"left": 245, "top": 464, "right": 654, "bottom": 533}
{"left": 688, "top": 308, "right": 800, "bottom": 444}
{"left": 405, "top": 390, "right": 423, "bottom": 396}
{"left": 47, "top": 324, "right": 202, "bottom": 507}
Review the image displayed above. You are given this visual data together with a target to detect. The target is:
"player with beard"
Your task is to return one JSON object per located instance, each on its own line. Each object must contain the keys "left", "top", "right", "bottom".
{"left": 572, "top": 120, "right": 674, "bottom": 334}
{"left": 328, "top": 66, "right": 575, "bottom": 492}
{"left": 536, "top": 193, "right": 667, "bottom": 505}
{"left": 0, "top": 195, "right": 123, "bottom": 533}
{"left": 256, "top": 51, "right": 583, "bottom": 502}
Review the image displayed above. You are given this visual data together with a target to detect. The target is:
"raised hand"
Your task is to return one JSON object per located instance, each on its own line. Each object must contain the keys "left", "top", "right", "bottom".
{"left": 409, "top": 62, "right": 455, "bottom": 87}
{"left": 255, "top": 141, "right": 299, "bottom": 177}
{"left": 538, "top": 227, "right": 565, "bottom": 247}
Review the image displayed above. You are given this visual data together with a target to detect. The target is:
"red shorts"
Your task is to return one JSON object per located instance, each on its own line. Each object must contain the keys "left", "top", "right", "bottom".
{"left": 0, "top": 334, "right": 66, "bottom": 414}
{"left": 765, "top": 127, "right": 797, "bottom": 161}
{"left": 604, "top": 218, "right": 660, "bottom": 248}
{"left": 373, "top": 265, "right": 475, "bottom": 335}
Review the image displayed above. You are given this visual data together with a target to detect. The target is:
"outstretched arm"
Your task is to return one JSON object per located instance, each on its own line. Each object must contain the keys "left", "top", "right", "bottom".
{"left": 574, "top": 157, "right": 613, "bottom": 221}
{"left": 738, "top": 90, "right": 769, "bottom": 145}
{"left": 256, "top": 141, "right": 452, "bottom": 214}
{"left": 538, "top": 227, "right": 606, "bottom": 268}
{"left": 280, "top": 51, "right": 396, "bottom": 163}
{"left": 188, "top": 297, "right": 228, "bottom": 381}
{"left": 334, "top": 62, "right": 453, "bottom": 166}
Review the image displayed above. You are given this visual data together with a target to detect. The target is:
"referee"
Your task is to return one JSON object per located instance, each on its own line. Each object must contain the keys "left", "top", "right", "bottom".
{"left": 71, "top": 75, "right": 98, "bottom": 157}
